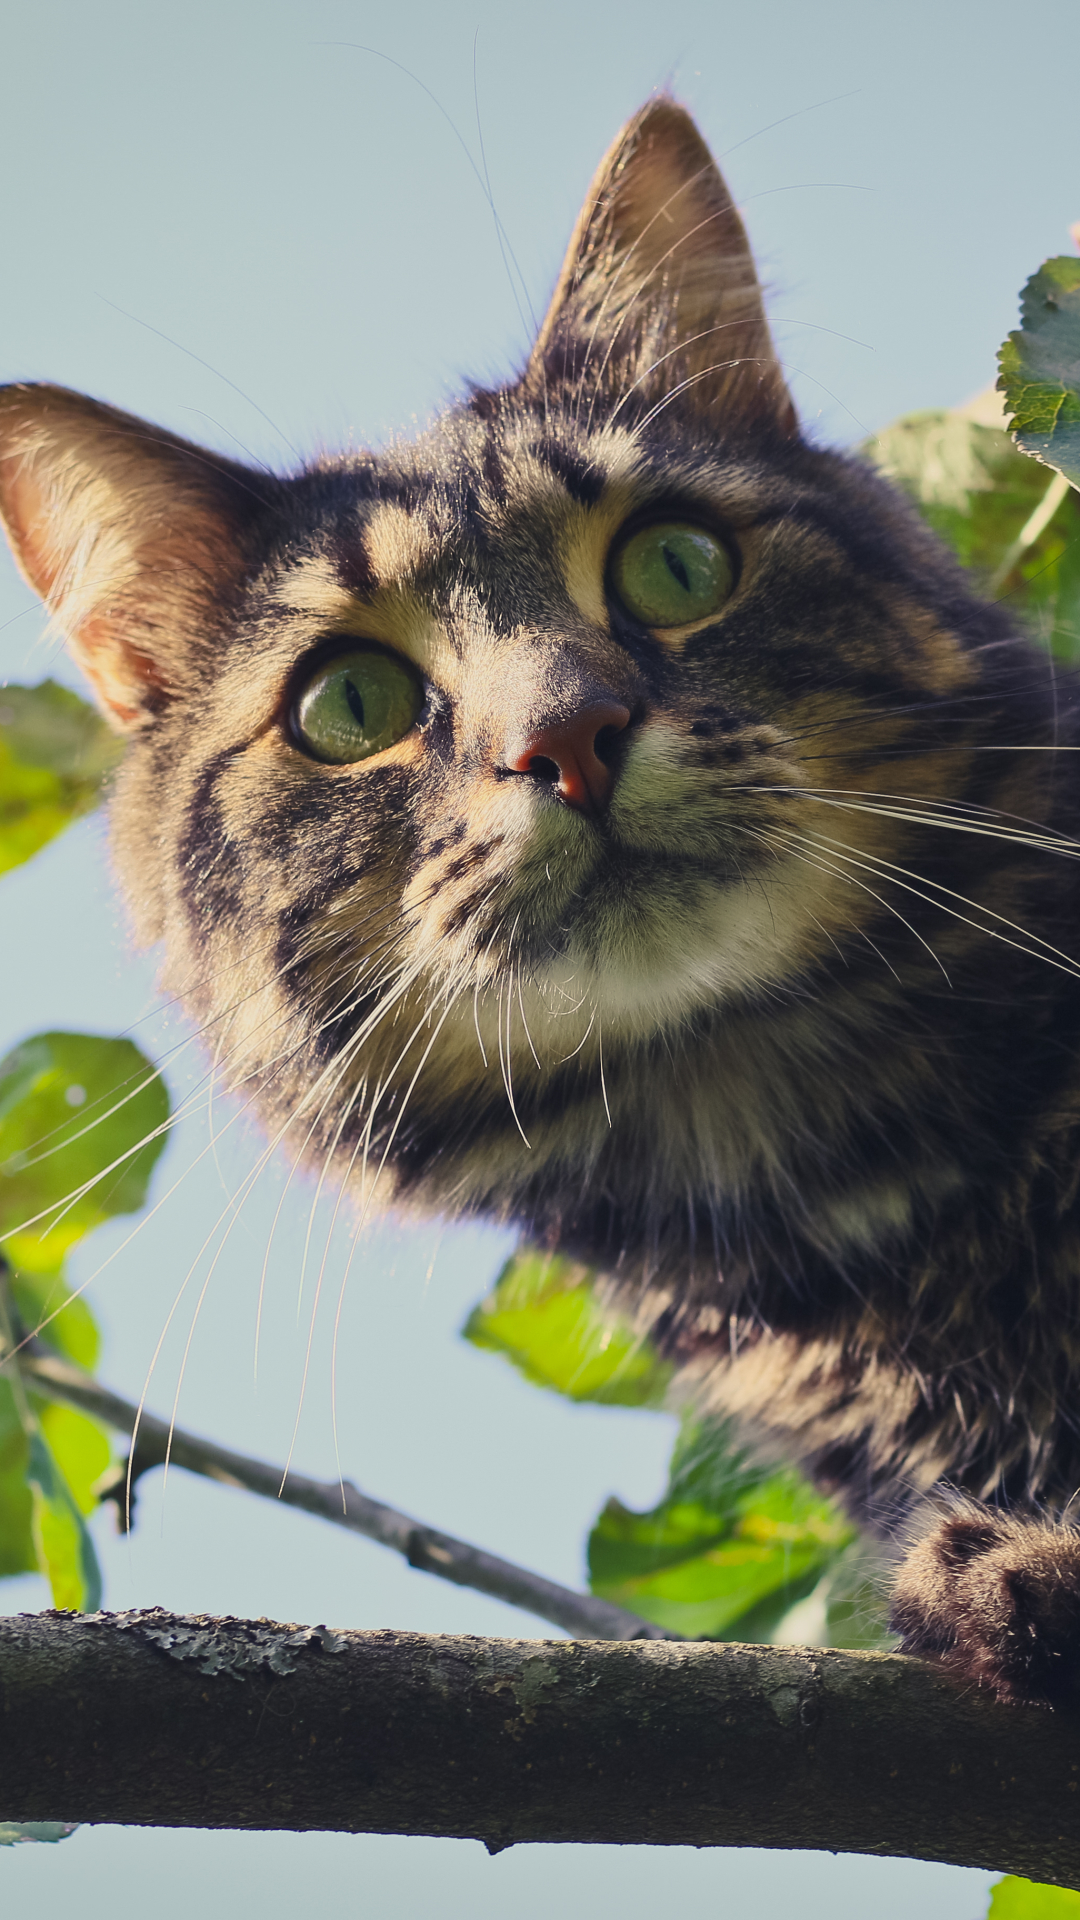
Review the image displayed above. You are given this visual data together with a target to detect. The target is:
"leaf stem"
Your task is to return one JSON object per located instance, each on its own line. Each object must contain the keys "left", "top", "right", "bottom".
{"left": 989, "top": 468, "right": 1071, "bottom": 589}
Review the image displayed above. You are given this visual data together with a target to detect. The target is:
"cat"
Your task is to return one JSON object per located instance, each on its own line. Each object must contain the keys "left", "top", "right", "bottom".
{"left": 2, "top": 96, "right": 1080, "bottom": 1707}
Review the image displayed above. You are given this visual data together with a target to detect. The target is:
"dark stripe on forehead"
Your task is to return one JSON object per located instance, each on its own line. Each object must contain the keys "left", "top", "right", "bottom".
{"left": 480, "top": 434, "right": 505, "bottom": 504}
{"left": 535, "top": 439, "right": 607, "bottom": 508}
{"left": 290, "top": 459, "right": 380, "bottom": 527}
{"left": 329, "top": 526, "right": 378, "bottom": 599}
{"left": 466, "top": 385, "right": 497, "bottom": 421}
{"left": 378, "top": 470, "right": 435, "bottom": 514}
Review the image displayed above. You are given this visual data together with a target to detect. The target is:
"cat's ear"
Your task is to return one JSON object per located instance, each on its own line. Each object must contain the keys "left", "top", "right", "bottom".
{"left": 526, "top": 98, "right": 796, "bottom": 436}
{"left": 0, "top": 384, "right": 270, "bottom": 729}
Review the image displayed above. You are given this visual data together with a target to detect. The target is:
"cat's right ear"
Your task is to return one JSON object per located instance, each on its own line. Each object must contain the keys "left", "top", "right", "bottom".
{"left": 0, "top": 384, "right": 270, "bottom": 730}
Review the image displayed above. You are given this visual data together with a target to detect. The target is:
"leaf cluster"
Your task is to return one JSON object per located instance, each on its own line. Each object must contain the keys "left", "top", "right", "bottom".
{"left": 0, "top": 1028, "right": 168, "bottom": 1608}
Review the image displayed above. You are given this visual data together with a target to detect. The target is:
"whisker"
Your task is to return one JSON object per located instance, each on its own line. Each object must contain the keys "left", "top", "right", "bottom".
{"left": 773, "top": 822, "right": 1080, "bottom": 983}
{"left": 597, "top": 1007, "right": 612, "bottom": 1129}
{"left": 743, "top": 785, "right": 1080, "bottom": 861}
{"left": 739, "top": 823, "right": 910, "bottom": 983}
{"left": 516, "top": 969, "right": 542, "bottom": 1071}
{"left": 323, "top": 986, "right": 463, "bottom": 1500}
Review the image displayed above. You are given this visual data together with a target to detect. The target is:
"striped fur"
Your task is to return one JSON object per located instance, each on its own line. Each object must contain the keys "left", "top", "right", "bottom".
{"left": 3, "top": 98, "right": 1080, "bottom": 1696}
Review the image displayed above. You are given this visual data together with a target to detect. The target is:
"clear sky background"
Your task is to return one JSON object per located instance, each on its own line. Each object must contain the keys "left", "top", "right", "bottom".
{"left": 1, "top": 0, "right": 1077, "bottom": 1912}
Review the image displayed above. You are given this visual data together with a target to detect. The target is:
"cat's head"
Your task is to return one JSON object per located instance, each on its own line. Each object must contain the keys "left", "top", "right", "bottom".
{"left": 0, "top": 101, "right": 1032, "bottom": 1272}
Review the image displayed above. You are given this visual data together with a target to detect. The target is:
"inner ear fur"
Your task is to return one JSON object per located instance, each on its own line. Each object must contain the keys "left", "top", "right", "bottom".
{"left": 0, "top": 384, "right": 272, "bottom": 729}
{"left": 527, "top": 97, "right": 796, "bottom": 437}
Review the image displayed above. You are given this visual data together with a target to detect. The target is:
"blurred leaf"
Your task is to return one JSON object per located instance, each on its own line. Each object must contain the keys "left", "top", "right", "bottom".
{"left": 8, "top": 1262, "right": 99, "bottom": 1369}
{"left": 998, "top": 257, "right": 1080, "bottom": 489}
{"left": 864, "top": 408, "right": 1080, "bottom": 659}
{"left": 989, "top": 1879, "right": 1080, "bottom": 1917}
{"left": 0, "top": 1031, "right": 169, "bottom": 1275}
{"left": 25, "top": 1424, "right": 102, "bottom": 1610}
{"left": 463, "top": 1247, "right": 673, "bottom": 1407}
{"left": 0, "top": 680, "right": 122, "bottom": 876}
{"left": 588, "top": 1417, "right": 864, "bottom": 1643}
{"left": 0, "top": 1375, "right": 108, "bottom": 1604}
{"left": 0, "top": 1027, "right": 159, "bottom": 1604}
{"left": 0, "top": 1822, "right": 80, "bottom": 1845}
{"left": 0, "top": 1244, "right": 112, "bottom": 1594}
{"left": 38, "top": 1401, "right": 111, "bottom": 1516}
{"left": 0, "top": 1379, "right": 35, "bottom": 1579}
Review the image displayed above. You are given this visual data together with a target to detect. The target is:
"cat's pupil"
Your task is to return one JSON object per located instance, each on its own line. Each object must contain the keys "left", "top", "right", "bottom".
{"left": 663, "top": 545, "right": 691, "bottom": 593}
{"left": 345, "top": 677, "right": 365, "bottom": 729}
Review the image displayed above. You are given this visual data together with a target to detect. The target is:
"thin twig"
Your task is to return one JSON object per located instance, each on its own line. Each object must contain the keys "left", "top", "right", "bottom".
{"left": 21, "top": 1349, "right": 677, "bottom": 1643}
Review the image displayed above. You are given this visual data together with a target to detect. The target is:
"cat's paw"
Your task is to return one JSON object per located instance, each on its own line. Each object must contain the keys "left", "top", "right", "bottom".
{"left": 890, "top": 1499, "right": 1080, "bottom": 1707}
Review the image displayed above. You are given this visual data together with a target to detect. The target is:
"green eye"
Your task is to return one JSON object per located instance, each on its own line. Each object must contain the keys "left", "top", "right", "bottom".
{"left": 293, "top": 648, "right": 422, "bottom": 764}
{"left": 611, "top": 521, "right": 736, "bottom": 628}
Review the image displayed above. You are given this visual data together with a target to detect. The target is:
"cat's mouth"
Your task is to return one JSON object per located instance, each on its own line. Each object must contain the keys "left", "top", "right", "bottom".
{"left": 474, "top": 832, "right": 815, "bottom": 1036}
{"left": 405, "top": 719, "right": 826, "bottom": 1033}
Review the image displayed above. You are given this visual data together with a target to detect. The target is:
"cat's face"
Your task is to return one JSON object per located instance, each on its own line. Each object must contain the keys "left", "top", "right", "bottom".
{"left": 0, "top": 101, "right": 1036, "bottom": 1277}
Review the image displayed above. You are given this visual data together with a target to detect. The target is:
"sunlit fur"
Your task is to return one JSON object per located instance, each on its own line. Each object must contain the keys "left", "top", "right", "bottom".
{"left": 4, "top": 101, "right": 1080, "bottom": 1690}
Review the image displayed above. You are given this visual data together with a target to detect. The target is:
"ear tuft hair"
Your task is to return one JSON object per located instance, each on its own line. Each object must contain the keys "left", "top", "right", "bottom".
{"left": 526, "top": 98, "right": 796, "bottom": 437}
{"left": 0, "top": 385, "right": 271, "bottom": 729}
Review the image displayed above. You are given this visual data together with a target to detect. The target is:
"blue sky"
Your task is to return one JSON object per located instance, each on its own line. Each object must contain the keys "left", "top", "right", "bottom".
{"left": 2, "top": 0, "right": 1077, "bottom": 1911}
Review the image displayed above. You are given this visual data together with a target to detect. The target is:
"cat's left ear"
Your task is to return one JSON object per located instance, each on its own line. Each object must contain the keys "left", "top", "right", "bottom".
{"left": 526, "top": 98, "right": 796, "bottom": 437}
{"left": 0, "top": 383, "right": 270, "bottom": 730}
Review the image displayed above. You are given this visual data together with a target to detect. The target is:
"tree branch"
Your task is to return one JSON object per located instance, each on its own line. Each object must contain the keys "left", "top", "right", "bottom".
{"left": 21, "top": 1350, "right": 674, "bottom": 1643}
{"left": 1, "top": 1609, "right": 1078, "bottom": 1884}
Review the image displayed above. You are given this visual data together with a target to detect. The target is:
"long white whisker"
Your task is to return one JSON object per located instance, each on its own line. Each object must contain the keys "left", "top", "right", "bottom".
{"left": 745, "top": 784, "right": 1080, "bottom": 861}
{"left": 741, "top": 824, "right": 911, "bottom": 983}
{"left": 597, "top": 1006, "right": 612, "bottom": 1129}
{"left": 791, "top": 827, "right": 1080, "bottom": 982}
{"left": 516, "top": 969, "right": 542, "bottom": 1070}
{"left": 322, "top": 989, "right": 462, "bottom": 1500}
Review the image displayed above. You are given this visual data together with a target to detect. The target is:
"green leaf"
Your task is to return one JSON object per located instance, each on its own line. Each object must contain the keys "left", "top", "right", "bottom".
{"left": 0, "top": 1379, "right": 35, "bottom": 1579}
{"left": 463, "top": 1248, "right": 673, "bottom": 1407}
{"left": 38, "top": 1400, "right": 111, "bottom": 1516}
{"left": 998, "top": 257, "right": 1080, "bottom": 489}
{"left": 863, "top": 407, "right": 1080, "bottom": 660}
{"left": 0, "top": 1374, "right": 107, "bottom": 1607}
{"left": 0, "top": 680, "right": 122, "bottom": 875}
{"left": 988, "top": 1878, "right": 1080, "bottom": 1917}
{"left": 8, "top": 1263, "right": 100, "bottom": 1369}
{"left": 0, "top": 1030, "right": 169, "bottom": 1276}
{"left": 25, "top": 1424, "right": 102, "bottom": 1611}
{"left": 0, "top": 1029, "right": 167, "bottom": 1606}
{"left": 0, "top": 1822, "right": 80, "bottom": 1845}
{"left": 588, "top": 1417, "right": 862, "bottom": 1643}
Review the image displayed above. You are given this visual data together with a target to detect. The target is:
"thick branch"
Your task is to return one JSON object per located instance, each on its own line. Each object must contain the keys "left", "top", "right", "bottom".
{"left": 1, "top": 1610, "right": 1079, "bottom": 1884}
{"left": 22, "top": 1351, "right": 672, "bottom": 1642}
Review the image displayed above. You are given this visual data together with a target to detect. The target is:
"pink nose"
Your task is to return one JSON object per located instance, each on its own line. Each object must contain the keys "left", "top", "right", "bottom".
{"left": 505, "top": 701, "right": 632, "bottom": 813}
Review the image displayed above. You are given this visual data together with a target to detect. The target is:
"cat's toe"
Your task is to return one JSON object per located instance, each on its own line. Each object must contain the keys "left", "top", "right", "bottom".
{"left": 890, "top": 1500, "right": 1080, "bottom": 1708}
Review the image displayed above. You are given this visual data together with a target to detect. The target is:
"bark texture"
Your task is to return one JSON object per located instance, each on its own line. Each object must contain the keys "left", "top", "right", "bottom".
{"left": 1, "top": 1611, "right": 1079, "bottom": 1881}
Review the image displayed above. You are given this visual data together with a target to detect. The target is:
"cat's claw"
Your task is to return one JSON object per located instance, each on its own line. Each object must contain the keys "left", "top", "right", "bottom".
{"left": 890, "top": 1500, "right": 1080, "bottom": 1708}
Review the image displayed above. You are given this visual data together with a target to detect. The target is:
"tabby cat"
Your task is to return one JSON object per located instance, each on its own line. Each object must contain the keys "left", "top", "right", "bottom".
{"left": 2, "top": 99, "right": 1080, "bottom": 1705}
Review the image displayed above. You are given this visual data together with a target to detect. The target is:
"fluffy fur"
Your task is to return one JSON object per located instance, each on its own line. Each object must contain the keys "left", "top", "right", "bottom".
{"left": 3, "top": 99, "right": 1080, "bottom": 1701}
